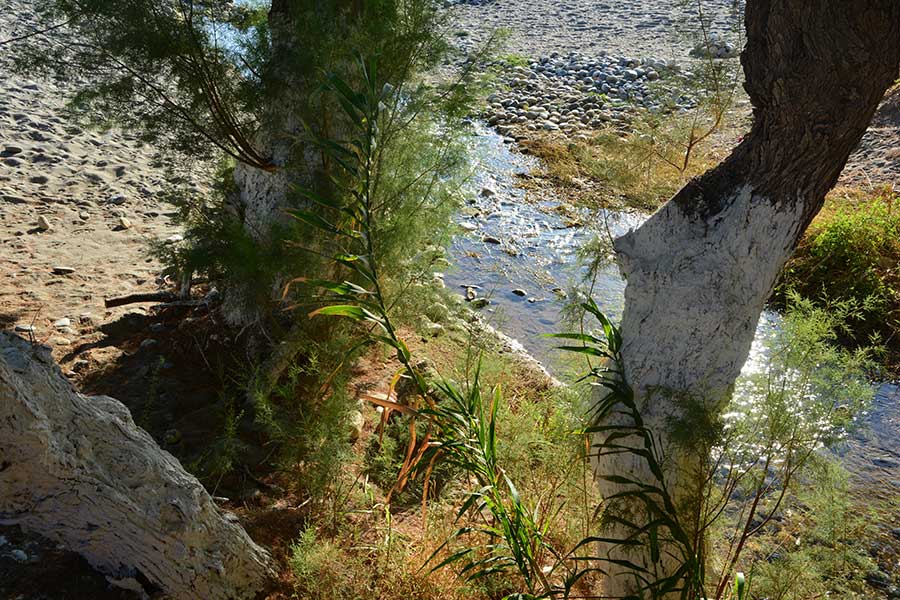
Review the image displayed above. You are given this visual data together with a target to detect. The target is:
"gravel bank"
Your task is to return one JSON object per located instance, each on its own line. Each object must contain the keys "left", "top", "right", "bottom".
{"left": 446, "top": 0, "right": 742, "bottom": 61}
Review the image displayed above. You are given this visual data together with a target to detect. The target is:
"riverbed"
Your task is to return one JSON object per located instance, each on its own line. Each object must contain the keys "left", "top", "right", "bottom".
{"left": 445, "top": 125, "right": 900, "bottom": 578}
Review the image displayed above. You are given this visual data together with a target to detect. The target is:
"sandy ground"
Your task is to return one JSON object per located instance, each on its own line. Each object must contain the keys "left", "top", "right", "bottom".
{"left": 447, "top": 0, "right": 742, "bottom": 60}
{"left": 0, "top": 4, "right": 205, "bottom": 371}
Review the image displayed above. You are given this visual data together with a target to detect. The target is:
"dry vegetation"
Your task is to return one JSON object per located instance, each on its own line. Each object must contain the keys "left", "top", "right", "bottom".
{"left": 517, "top": 112, "right": 744, "bottom": 212}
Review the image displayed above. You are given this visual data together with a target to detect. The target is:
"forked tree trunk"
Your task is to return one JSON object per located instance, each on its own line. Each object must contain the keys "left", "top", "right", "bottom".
{"left": 0, "top": 333, "right": 274, "bottom": 599}
{"left": 595, "top": 1, "right": 900, "bottom": 597}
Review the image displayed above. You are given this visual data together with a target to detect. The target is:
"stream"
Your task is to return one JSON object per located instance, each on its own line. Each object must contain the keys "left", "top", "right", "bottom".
{"left": 445, "top": 124, "right": 900, "bottom": 553}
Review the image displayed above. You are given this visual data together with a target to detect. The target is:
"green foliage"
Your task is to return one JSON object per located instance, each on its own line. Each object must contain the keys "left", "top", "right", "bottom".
{"left": 283, "top": 54, "right": 464, "bottom": 378}
{"left": 297, "top": 57, "right": 591, "bottom": 599}
{"left": 194, "top": 393, "right": 250, "bottom": 489}
{"left": 705, "top": 295, "right": 877, "bottom": 598}
{"left": 289, "top": 527, "right": 366, "bottom": 600}
{"left": 15, "top": 0, "right": 271, "bottom": 165}
{"left": 520, "top": 109, "right": 725, "bottom": 212}
{"left": 552, "top": 301, "right": 712, "bottom": 599}
{"left": 422, "top": 372, "right": 559, "bottom": 598}
{"left": 741, "top": 461, "right": 879, "bottom": 600}
{"left": 550, "top": 294, "right": 878, "bottom": 599}
{"left": 251, "top": 330, "right": 363, "bottom": 499}
{"left": 778, "top": 190, "right": 900, "bottom": 364}
{"left": 152, "top": 160, "right": 312, "bottom": 323}
{"left": 14, "top": 0, "right": 460, "bottom": 168}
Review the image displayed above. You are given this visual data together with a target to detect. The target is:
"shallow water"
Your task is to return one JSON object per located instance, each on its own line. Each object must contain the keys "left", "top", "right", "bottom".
{"left": 445, "top": 125, "right": 640, "bottom": 362}
{"left": 445, "top": 124, "right": 899, "bottom": 503}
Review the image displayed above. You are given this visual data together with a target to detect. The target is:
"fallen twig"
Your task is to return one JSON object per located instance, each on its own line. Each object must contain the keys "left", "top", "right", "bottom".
{"left": 104, "top": 291, "right": 177, "bottom": 308}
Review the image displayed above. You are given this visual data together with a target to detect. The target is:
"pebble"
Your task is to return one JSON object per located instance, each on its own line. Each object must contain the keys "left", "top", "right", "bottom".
{"left": 482, "top": 235, "right": 502, "bottom": 244}
{"left": 116, "top": 216, "right": 133, "bottom": 230}
{"left": 482, "top": 51, "right": 698, "bottom": 137}
{"left": 14, "top": 324, "right": 35, "bottom": 333}
{"left": 866, "top": 570, "right": 891, "bottom": 590}
{"left": 690, "top": 33, "right": 738, "bottom": 59}
{"left": 50, "top": 336, "right": 71, "bottom": 346}
{"left": 1, "top": 145, "right": 24, "bottom": 156}
{"left": 51, "top": 266, "right": 75, "bottom": 275}
{"left": 10, "top": 549, "right": 28, "bottom": 562}
{"left": 511, "top": 288, "right": 527, "bottom": 296}
{"left": 108, "top": 194, "right": 127, "bottom": 205}
{"left": 348, "top": 411, "right": 365, "bottom": 442}
{"left": 36, "top": 215, "right": 52, "bottom": 231}
{"left": 53, "top": 317, "right": 71, "bottom": 328}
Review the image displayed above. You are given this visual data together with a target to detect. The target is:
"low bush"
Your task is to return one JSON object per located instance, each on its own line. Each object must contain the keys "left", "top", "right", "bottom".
{"left": 520, "top": 113, "right": 729, "bottom": 212}
{"left": 778, "top": 188, "right": 900, "bottom": 371}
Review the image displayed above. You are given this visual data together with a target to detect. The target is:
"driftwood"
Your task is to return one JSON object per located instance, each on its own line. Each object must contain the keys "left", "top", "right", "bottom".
{"left": 0, "top": 332, "right": 274, "bottom": 599}
{"left": 105, "top": 291, "right": 178, "bottom": 308}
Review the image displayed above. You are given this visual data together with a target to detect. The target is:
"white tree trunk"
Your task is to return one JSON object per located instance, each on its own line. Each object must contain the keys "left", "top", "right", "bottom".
{"left": 591, "top": 2, "right": 900, "bottom": 596}
{"left": 0, "top": 332, "right": 274, "bottom": 599}
{"left": 593, "top": 188, "right": 805, "bottom": 596}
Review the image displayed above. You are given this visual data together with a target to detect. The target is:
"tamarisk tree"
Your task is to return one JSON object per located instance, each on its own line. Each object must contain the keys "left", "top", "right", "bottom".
{"left": 594, "top": 1, "right": 900, "bottom": 597}
{"left": 12, "top": 0, "right": 459, "bottom": 326}
{"left": 5, "top": 0, "right": 464, "bottom": 594}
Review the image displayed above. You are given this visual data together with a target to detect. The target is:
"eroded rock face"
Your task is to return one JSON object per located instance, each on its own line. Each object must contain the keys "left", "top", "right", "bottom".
{"left": 0, "top": 332, "right": 274, "bottom": 599}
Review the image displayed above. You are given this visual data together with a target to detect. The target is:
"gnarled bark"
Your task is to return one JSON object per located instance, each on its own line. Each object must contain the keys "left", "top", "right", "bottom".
{"left": 0, "top": 333, "right": 274, "bottom": 599}
{"left": 595, "top": 1, "right": 900, "bottom": 597}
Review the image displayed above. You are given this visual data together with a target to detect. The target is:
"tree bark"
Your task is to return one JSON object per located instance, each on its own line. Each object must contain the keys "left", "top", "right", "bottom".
{"left": 595, "top": 2, "right": 900, "bottom": 597}
{"left": 0, "top": 332, "right": 274, "bottom": 599}
{"left": 223, "top": 0, "right": 314, "bottom": 327}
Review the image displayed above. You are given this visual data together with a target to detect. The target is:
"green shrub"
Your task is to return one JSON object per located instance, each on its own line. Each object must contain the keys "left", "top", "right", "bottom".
{"left": 290, "top": 527, "right": 364, "bottom": 600}
{"left": 778, "top": 190, "right": 900, "bottom": 366}
{"left": 252, "top": 330, "right": 363, "bottom": 500}
{"left": 742, "top": 461, "right": 878, "bottom": 600}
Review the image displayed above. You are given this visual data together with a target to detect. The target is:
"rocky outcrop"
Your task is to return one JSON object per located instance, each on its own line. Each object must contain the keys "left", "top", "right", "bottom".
{"left": 0, "top": 332, "right": 274, "bottom": 599}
